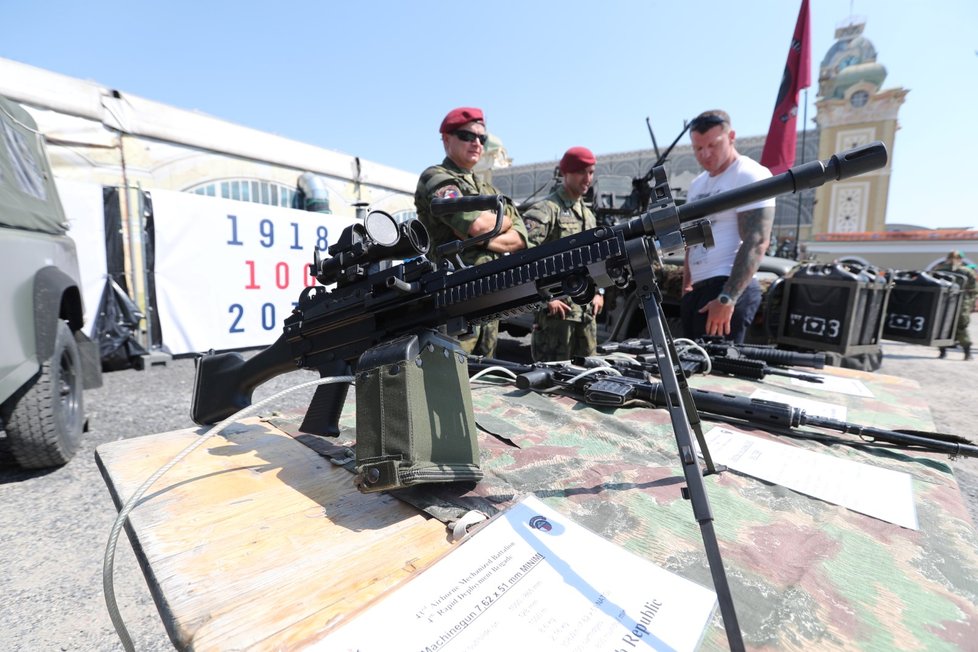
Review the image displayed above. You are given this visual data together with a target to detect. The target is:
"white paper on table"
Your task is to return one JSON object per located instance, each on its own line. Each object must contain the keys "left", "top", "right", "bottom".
{"left": 790, "top": 373, "right": 873, "bottom": 397}
{"left": 749, "top": 388, "right": 848, "bottom": 421}
{"left": 315, "top": 495, "right": 718, "bottom": 652}
{"left": 705, "top": 427, "right": 918, "bottom": 530}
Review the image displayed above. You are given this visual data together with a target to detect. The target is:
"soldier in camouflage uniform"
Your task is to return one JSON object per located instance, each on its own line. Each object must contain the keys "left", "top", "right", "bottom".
{"left": 522, "top": 147, "right": 605, "bottom": 362}
{"left": 935, "top": 250, "right": 977, "bottom": 360}
{"left": 414, "top": 107, "right": 528, "bottom": 357}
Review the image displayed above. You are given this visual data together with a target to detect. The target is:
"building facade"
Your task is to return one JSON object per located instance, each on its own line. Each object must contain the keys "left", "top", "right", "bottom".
{"left": 807, "top": 230, "right": 977, "bottom": 271}
{"left": 812, "top": 20, "right": 907, "bottom": 236}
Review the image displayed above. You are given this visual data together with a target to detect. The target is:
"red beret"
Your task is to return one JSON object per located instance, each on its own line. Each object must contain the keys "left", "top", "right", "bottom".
{"left": 439, "top": 107, "right": 485, "bottom": 134}
{"left": 559, "top": 146, "right": 596, "bottom": 174}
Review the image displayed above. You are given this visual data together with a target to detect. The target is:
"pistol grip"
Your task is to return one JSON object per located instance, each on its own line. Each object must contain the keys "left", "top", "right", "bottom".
{"left": 299, "top": 362, "right": 352, "bottom": 436}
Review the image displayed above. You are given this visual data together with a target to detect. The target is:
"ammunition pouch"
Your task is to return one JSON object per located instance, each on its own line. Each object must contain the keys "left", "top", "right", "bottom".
{"left": 354, "top": 329, "right": 483, "bottom": 493}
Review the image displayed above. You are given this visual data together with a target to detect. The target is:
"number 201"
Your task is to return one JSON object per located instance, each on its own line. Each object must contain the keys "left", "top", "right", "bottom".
{"left": 228, "top": 303, "right": 284, "bottom": 332}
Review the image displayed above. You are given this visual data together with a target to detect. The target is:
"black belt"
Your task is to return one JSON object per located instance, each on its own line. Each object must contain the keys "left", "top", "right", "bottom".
{"left": 691, "top": 276, "right": 725, "bottom": 291}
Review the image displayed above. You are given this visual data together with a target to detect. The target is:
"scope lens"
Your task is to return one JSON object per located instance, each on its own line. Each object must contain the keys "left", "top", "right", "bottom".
{"left": 364, "top": 211, "right": 399, "bottom": 246}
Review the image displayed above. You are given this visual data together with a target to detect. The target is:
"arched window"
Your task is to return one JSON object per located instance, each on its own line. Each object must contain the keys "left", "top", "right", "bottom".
{"left": 184, "top": 179, "right": 296, "bottom": 208}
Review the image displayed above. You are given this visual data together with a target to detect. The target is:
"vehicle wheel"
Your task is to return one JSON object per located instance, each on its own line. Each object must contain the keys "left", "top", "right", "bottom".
{"left": 5, "top": 321, "right": 84, "bottom": 468}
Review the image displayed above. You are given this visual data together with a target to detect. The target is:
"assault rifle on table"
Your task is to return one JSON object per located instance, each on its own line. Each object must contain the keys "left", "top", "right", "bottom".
{"left": 467, "top": 358, "right": 978, "bottom": 459}
{"left": 191, "top": 141, "right": 888, "bottom": 652}
{"left": 598, "top": 337, "right": 826, "bottom": 383}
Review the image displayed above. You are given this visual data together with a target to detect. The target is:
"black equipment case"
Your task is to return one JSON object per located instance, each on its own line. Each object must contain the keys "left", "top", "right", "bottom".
{"left": 775, "top": 262, "right": 891, "bottom": 355}
{"left": 882, "top": 270, "right": 962, "bottom": 347}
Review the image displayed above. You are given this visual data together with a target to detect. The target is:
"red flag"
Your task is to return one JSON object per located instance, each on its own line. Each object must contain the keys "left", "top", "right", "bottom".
{"left": 760, "top": 0, "right": 812, "bottom": 175}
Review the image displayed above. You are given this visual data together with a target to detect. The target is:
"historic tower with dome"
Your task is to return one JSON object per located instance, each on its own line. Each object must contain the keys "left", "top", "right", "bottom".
{"left": 812, "top": 19, "right": 907, "bottom": 235}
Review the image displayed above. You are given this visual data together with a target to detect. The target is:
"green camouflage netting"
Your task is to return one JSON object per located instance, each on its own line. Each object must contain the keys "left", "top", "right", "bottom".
{"left": 270, "top": 366, "right": 978, "bottom": 650}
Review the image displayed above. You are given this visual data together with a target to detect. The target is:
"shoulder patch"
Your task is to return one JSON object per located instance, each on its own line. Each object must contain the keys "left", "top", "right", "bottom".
{"left": 434, "top": 185, "right": 462, "bottom": 200}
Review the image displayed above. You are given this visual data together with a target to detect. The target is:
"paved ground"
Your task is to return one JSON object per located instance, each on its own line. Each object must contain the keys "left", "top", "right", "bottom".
{"left": 874, "top": 320, "right": 978, "bottom": 521}
{"left": 1, "top": 322, "right": 975, "bottom": 650}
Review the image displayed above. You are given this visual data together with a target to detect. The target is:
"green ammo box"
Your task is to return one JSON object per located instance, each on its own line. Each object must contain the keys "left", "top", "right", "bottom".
{"left": 354, "top": 329, "right": 482, "bottom": 493}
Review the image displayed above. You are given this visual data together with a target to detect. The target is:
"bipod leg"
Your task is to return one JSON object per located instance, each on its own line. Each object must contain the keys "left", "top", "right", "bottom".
{"left": 660, "top": 321, "right": 721, "bottom": 475}
{"left": 634, "top": 269, "right": 744, "bottom": 651}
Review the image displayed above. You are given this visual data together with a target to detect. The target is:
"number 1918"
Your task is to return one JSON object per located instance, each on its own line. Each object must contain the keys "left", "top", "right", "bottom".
{"left": 226, "top": 215, "right": 329, "bottom": 251}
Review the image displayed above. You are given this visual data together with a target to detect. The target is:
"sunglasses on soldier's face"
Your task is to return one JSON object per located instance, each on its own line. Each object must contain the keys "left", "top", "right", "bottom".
{"left": 452, "top": 130, "right": 488, "bottom": 145}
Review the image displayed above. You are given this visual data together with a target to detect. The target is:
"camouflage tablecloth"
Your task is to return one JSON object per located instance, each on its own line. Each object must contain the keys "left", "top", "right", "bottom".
{"left": 280, "top": 368, "right": 978, "bottom": 651}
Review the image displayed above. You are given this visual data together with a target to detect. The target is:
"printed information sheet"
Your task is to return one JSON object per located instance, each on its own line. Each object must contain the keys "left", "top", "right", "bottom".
{"left": 705, "top": 427, "right": 918, "bottom": 529}
{"left": 790, "top": 373, "right": 873, "bottom": 397}
{"left": 316, "top": 495, "right": 717, "bottom": 651}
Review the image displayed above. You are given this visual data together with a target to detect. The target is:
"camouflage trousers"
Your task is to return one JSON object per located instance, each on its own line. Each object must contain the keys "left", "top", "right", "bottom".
{"left": 457, "top": 320, "right": 498, "bottom": 357}
{"left": 954, "top": 305, "right": 972, "bottom": 347}
{"left": 531, "top": 312, "right": 597, "bottom": 362}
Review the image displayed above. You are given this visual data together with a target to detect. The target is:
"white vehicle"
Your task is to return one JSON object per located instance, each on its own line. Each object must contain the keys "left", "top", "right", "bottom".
{"left": 0, "top": 93, "right": 102, "bottom": 468}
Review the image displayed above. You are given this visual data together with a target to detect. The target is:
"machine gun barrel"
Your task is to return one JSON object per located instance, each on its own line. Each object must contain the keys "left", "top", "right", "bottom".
{"left": 799, "top": 414, "right": 978, "bottom": 458}
{"left": 636, "top": 384, "right": 978, "bottom": 458}
{"left": 673, "top": 141, "right": 886, "bottom": 226}
{"left": 615, "top": 141, "right": 885, "bottom": 257}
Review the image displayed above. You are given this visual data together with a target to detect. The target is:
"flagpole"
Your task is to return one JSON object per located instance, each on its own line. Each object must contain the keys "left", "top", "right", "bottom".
{"left": 793, "top": 87, "right": 809, "bottom": 260}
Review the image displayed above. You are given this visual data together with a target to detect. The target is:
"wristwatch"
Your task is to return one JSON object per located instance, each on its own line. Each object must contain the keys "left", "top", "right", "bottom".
{"left": 717, "top": 293, "right": 735, "bottom": 306}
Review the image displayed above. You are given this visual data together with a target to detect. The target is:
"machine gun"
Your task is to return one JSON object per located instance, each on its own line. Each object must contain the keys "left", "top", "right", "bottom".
{"left": 467, "top": 358, "right": 978, "bottom": 459}
{"left": 191, "top": 141, "right": 887, "bottom": 651}
{"left": 598, "top": 337, "right": 826, "bottom": 382}
{"left": 192, "top": 142, "right": 884, "bottom": 430}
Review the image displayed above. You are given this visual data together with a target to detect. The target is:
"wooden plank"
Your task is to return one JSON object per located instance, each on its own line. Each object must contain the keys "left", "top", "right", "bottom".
{"left": 96, "top": 419, "right": 454, "bottom": 650}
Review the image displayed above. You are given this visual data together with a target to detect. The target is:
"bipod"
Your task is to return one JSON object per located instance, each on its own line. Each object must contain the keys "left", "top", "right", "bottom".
{"left": 625, "top": 236, "right": 744, "bottom": 651}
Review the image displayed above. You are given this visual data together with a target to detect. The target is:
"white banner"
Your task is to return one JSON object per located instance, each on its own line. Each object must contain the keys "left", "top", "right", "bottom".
{"left": 150, "top": 189, "right": 357, "bottom": 354}
{"left": 56, "top": 177, "right": 107, "bottom": 337}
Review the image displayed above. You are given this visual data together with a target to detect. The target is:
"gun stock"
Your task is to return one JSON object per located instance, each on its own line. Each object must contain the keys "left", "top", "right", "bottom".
{"left": 191, "top": 335, "right": 296, "bottom": 425}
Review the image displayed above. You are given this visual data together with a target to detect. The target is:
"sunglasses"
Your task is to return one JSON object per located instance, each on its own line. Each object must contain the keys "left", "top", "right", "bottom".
{"left": 452, "top": 129, "right": 488, "bottom": 145}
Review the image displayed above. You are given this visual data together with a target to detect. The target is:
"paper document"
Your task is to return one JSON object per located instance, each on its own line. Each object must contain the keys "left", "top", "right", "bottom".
{"left": 749, "top": 388, "right": 848, "bottom": 421}
{"left": 791, "top": 373, "right": 873, "bottom": 397}
{"left": 316, "top": 495, "right": 717, "bottom": 651}
{"left": 705, "top": 427, "right": 918, "bottom": 529}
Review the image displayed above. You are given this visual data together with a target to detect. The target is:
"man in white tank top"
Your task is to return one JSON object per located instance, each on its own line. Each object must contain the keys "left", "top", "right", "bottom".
{"left": 681, "top": 110, "right": 776, "bottom": 343}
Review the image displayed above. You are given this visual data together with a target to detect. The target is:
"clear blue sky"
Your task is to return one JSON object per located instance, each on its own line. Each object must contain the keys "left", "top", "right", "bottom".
{"left": 2, "top": 0, "right": 976, "bottom": 229}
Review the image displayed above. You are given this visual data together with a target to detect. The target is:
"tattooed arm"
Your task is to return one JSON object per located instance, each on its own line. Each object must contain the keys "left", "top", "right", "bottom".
{"left": 699, "top": 205, "right": 774, "bottom": 337}
{"left": 723, "top": 206, "right": 775, "bottom": 300}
